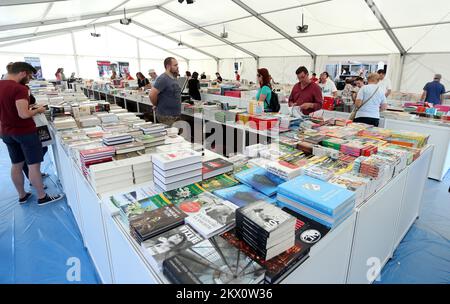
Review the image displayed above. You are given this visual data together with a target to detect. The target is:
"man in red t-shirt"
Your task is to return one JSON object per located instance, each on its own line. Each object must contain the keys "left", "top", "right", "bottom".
{"left": 289, "top": 66, "right": 323, "bottom": 115}
{"left": 235, "top": 71, "right": 241, "bottom": 81}
{"left": 0, "top": 62, "right": 63, "bottom": 206}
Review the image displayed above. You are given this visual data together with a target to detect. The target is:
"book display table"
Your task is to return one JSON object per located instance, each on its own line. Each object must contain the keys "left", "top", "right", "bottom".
{"left": 49, "top": 127, "right": 433, "bottom": 284}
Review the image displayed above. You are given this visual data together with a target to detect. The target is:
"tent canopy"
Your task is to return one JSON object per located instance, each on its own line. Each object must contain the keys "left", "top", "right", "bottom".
{"left": 1, "top": 0, "right": 450, "bottom": 60}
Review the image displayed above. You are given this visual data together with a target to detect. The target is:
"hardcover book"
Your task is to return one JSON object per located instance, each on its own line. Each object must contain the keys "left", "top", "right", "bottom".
{"left": 152, "top": 150, "right": 202, "bottom": 170}
{"left": 202, "top": 158, "right": 233, "bottom": 179}
{"left": 214, "top": 184, "right": 276, "bottom": 207}
{"left": 150, "top": 183, "right": 205, "bottom": 206}
{"left": 234, "top": 166, "right": 286, "bottom": 197}
{"left": 130, "top": 205, "right": 187, "bottom": 241}
{"left": 277, "top": 175, "right": 355, "bottom": 217}
{"left": 182, "top": 192, "right": 239, "bottom": 238}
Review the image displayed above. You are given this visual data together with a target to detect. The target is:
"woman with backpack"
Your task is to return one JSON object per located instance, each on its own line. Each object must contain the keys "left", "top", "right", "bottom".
{"left": 256, "top": 68, "right": 276, "bottom": 112}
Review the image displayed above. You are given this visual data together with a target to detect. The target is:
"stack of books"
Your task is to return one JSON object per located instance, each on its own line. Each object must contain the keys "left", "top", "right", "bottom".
{"left": 131, "top": 155, "right": 153, "bottom": 185}
{"left": 78, "top": 115, "right": 100, "bottom": 128}
{"left": 102, "top": 133, "right": 133, "bottom": 146}
{"left": 89, "top": 159, "right": 134, "bottom": 194}
{"left": 329, "top": 173, "right": 371, "bottom": 206}
{"left": 116, "top": 113, "right": 139, "bottom": 123}
{"left": 96, "top": 112, "right": 118, "bottom": 124}
{"left": 277, "top": 175, "right": 355, "bottom": 228}
{"left": 152, "top": 150, "right": 203, "bottom": 191}
{"left": 102, "top": 123, "right": 130, "bottom": 133}
{"left": 140, "top": 123, "right": 166, "bottom": 135}
{"left": 114, "top": 142, "right": 145, "bottom": 160}
{"left": 135, "top": 134, "right": 166, "bottom": 151}
{"left": 321, "top": 137, "right": 348, "bottom": 151}
{"left": 129, "top": 205, "right": 187, "bottom": 245}
{"left": 236, "top": 201, "right": 296, "bottom": 260}
{"left": 53, "top": 116, "right": 77, "bottom": 130}
{"left": 79, "top": 146, "right": 115, "bottom": 177}
{"left": 202, "top": 158, "right": 233, "bottom": 179}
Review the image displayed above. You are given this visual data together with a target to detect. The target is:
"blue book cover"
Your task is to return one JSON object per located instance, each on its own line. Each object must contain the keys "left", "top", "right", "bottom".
{"left": 277, "top": 175, "right": 355, "bottom": 216}
{"left": 214, "top": 184, "right": 276, "bottom": 207}
{"left": 277, "top": 200, "right": 353, "bottom": 229}
{"left": 234, "top": 166, "right": 286, "bottom": 197}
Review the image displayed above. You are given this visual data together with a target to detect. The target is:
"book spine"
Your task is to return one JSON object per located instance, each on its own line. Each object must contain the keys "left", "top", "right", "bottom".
{"left": 276, "top": 201, "right": 333, "bottom": 228}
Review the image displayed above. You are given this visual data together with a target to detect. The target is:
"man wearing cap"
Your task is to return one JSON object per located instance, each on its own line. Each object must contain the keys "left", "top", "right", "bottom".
{"left": 148, "top": 69, "right": 158, "bottom": 86}
{"left": 421, "top": 74, "right": 446, "bottom": 105}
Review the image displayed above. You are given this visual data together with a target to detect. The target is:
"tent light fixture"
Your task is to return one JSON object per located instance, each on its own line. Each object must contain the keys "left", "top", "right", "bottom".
{"left": 120, "top": 8, "right": 132, "bottom": 25}
{"left": 296, "top": 13, "right": 309, "bottom": 34}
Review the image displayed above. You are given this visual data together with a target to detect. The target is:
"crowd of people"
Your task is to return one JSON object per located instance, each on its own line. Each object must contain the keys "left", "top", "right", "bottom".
{"left": 0, "top": 57, "right": 447, "bottom": 206}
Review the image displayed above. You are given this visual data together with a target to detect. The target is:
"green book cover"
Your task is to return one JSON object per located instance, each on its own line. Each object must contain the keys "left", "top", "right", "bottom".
{"left": 157, "top": 183, "right": 205, "bottom": 206}
{"left": 200, "top": 174, "right": 239, "bottom": 192}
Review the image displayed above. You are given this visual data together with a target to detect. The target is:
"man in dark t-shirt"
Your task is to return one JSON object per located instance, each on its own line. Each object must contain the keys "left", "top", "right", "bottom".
{"left": 0, "top": 62, "right": 63, "bottom": 206}
{"left": 421, "top": 74, "right": 446, "bottom": 105}
{"left": 149, "top": 57, "right": 182, "bottom": 127}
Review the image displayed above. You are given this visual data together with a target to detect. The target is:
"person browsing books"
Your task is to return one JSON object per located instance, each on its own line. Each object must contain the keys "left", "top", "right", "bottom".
{"left": 136, "top": 72, "right": 150, "bottom": 89}
{"left": 318, "top": 72, "right": 337, "bottom": 98}
{"left": 149, "top": 57, "right": 182, "bottom": 127}
{"left": 377, "top": 69, "right": 392, "bottom": 98}
{"left": 256, "top": 68, "right": 272, "bottom": 112}
{"left": 188, "top": 72, "right": 201, "bottom": 101}
{"left": 0, "top": 62, "right": 63, "bottom": 206}
{"left": 421, "top": 74, "right": 446, "bottom": 105}
{"left": 288, "top": 66, "right": 323, "bottom": 115}
{"left": 353, "top": 73, "right": 388, "bottom": 127}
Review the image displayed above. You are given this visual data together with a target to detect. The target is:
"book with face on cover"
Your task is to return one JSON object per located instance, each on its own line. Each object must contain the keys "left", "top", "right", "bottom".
{"left": 234, "top": 166, "right": 286, "bottom": 197}
{"left": 237, "top": 201, "right": 296, "bottom": 238}
{"left": 213, "top": 184, "right": 276, "bottom": 207}
{"left": 180, "top": 192, "right": 239, "bottom": 238}
{"left": 141, "top": 224, "right": 204, "bottom": 270}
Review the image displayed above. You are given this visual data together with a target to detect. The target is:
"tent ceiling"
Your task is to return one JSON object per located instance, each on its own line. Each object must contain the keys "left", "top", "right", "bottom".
{"left": 0, "top": 0, "right": 448, "bottom": 60}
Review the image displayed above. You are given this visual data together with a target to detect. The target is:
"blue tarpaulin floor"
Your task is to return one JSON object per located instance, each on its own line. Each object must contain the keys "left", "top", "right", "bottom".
{"left": 0, "top": 141, "right": 449, "bottom": 284}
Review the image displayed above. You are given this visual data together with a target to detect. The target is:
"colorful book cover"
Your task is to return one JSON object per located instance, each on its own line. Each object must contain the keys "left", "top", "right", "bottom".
{"left": 200, "top": 174, "right": 239, "bottom": 192}
{"left": 151, "top": 183, "right": 205, "bottom": 206}
{"left": 234, "top": 166, "right": 286, "bottom": 196}
{"left": 202, "top": 158, "right": 233, "bottom": 175}
{"left": 277, "top": 175, "right": 355, "bottom": 216}
{"left": 214, "top": 184, "right": 276, "bottom": 207}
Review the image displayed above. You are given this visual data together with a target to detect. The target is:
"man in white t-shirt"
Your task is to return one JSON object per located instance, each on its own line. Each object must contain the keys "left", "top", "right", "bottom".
{"left": 319, "top": 72, "right": 337, "bottom": 98}
{"left": 377, "top": 69, "right": 392, "bottom": 97}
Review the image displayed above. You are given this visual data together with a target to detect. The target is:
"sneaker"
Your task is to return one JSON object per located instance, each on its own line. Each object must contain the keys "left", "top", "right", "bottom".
{"left": 19, "top": 192, "right": 32, "bottom": 204}
{"left": 38, "top": 194, "right": 64, "bottom": 206}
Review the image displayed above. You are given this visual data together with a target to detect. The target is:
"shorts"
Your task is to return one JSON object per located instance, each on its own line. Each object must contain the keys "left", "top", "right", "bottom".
{"left": 156, "top": 114, "right": 181, "bottom": 127}
{"left": 353, "top": 117, "right": 380, "bottom": 127}
{"left": 1, "top": 132, "right": 44, "bottom": 165}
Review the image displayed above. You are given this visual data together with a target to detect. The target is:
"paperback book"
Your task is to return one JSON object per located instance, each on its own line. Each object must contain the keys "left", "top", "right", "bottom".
{"left": 214, "top": 184, "right": 276, "bottom": 207}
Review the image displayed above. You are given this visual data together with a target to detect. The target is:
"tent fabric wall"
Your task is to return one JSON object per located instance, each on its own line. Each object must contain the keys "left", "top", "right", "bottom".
{"left": 219, "top": 58, "right": 257, "bottom": 82}
{"left": 387, "top": 54, "right": 402, "bottom": 91}
{"left": 400, "top": 53, "right": 450, "bottom": 93}
{"left": 259, "top": 57, "right": 312, "bottom": 85}
{"left": 188, "top": 59, "right": 217, "bottom": 79}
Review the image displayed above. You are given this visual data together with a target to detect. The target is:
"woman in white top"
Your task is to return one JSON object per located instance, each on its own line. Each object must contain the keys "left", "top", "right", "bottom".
{"left": 319, "top": 72, "right": 337, "bottom": 98}
{"left": 354, "top": 73, "right": 388, "bottom": 127}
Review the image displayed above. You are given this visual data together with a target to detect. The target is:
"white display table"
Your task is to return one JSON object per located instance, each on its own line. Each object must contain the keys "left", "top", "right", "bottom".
{"left": 50, "top": 129, "right": 433, "bottom": 284}
{"left": 384, "top": 118, "right": 449, "bottom": 181}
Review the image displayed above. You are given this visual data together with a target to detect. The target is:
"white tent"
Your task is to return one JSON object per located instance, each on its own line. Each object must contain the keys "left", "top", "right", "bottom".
{"left": 0, "top": 0, "right": 449, "bottom": 92}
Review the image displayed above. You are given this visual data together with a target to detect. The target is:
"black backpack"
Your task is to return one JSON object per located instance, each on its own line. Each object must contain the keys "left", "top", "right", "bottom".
{"left": 265, "top": 90, "right": 280, "bottom": 113}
